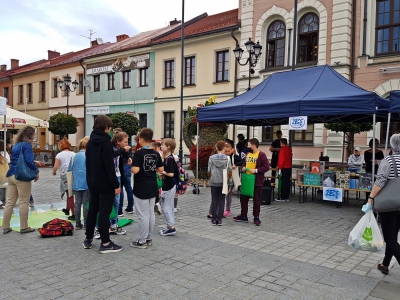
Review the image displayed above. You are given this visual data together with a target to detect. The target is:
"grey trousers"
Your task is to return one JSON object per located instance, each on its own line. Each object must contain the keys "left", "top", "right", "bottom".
{"left": 74, "top": 190, "right": 90, "bottom": 227}
{"left": 210, "top": 186, "right": 225, "bottom": 221}
{"left": 161, "top": 186, "right": 176, "bottom": 227}
{"left": 134, "top": 196, "right": 155, "bottom": 244}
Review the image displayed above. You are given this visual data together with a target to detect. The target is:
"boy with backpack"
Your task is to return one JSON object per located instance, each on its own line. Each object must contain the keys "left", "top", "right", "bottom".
{"left": 159, "top": 138, "right": 177, "bottom": 236}
{"left": 130, "top": 128, "right": 163, "bottom": 249}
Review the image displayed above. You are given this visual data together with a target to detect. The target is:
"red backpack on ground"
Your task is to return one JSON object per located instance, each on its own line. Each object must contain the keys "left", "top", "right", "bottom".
{"left": 38, "top": 218, "right": 74, "bottom": 238}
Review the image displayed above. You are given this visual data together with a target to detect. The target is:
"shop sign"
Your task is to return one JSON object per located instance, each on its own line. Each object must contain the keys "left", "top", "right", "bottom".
{"left": 86, "top": 106, "right": 110, "bottom": 115}
{"left": 87, "top": 53, "right": 150, "bottom": 75}
{"left": 289, "top": 116, "right": 307, "bottom": 130}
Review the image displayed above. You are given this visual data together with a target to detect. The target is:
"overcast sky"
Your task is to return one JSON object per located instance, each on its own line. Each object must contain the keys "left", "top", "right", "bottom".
{"left": 0, "top": 0, "right": 238, "bottom": 67}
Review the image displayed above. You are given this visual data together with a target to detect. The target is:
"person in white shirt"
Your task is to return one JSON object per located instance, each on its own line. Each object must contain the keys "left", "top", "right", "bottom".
{"left": 52, "top": 137, "right": 75, "bottom": 220}
{"left": 348, "top": 147, "right": 364, "bottom": 172}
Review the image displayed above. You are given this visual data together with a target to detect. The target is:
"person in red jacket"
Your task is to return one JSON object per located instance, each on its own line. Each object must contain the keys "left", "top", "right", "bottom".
{"left": 276, "top": 138, "right": 292, "bottom": 202}
{"left": 234, "top": 138, "right": 270, "bottom": 226}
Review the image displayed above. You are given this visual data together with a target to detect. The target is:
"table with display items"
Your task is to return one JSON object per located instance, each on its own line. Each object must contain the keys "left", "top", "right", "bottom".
{"left": 296, "top": 183, "right": 372, "bottom": 207}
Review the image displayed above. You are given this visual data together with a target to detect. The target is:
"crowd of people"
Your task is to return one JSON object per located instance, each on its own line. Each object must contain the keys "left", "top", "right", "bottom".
{"left": 1, "top": 118, "right": 400, "bottom": 278}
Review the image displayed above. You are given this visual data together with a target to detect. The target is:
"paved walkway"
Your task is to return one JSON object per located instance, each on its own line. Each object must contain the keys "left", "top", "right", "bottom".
{"left": 0, "top": 167, "right": 399, "bottom": 299}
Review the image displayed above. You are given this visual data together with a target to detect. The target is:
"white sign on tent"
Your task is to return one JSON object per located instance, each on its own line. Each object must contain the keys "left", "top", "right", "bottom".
{"left": 289, "top": 116, "right": 308, "bottom": 130}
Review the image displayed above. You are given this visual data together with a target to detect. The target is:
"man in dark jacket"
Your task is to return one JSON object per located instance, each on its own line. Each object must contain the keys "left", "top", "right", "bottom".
{"left": 234, "top": 138, "right": 270, "bottom": 226}
{"left": 83, "top": 115, "right": 122, "bottom": 254}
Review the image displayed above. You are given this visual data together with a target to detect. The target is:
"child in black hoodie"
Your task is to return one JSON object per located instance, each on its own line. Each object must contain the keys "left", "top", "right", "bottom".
{"left": 223, "top": 140, "right": 242, "bottom": 217}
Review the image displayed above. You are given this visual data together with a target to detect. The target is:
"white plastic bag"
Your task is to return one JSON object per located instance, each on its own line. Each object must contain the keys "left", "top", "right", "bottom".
{"left": 348, "top": 210, "right": 383, "bottom": 251}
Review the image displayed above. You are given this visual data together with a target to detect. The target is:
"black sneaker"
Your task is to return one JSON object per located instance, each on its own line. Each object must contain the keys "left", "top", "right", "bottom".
{"left": 131, "top": 239, "right": 147, "bottom": 249}
{"left": 159, "top": 227, "right": 176, "bottom": 236}
{"left": 217, "top": 220, "right": 222, "bottom": 226}
{"left": 211, "top": 219, "right": 217, "bottom": 226}
{"left": 233, "top": 215, "right": 248, "bottom": 222}
{"left": 99, "top": 241, "right": 123, "bottom": 254}
{"left": 68, "top": 215, "right": 76, "bottom": 221}
{"left": 83, "top": 239, "right": 92, "bottom": 249}
{"left": 75, "top": 224, "right": 83, "bottom": 230}
{"left": 62, "top": 208, "right": 69, "bottom": 216}
{"left": 125, "top": 208, "right": 134, "bottom": 214}
{"left": 146, "top": 239, "right": 153, "bottom": 246}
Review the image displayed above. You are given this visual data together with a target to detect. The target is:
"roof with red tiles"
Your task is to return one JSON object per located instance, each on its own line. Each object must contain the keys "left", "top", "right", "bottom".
{"left": 151, "top": 9, "right": 239, "bottom": 43}
{"left": 82, "top": 24, "right": 182, "bottom": 59}
{"left": 0, "top": 43, "right": 114, "bottom": 79}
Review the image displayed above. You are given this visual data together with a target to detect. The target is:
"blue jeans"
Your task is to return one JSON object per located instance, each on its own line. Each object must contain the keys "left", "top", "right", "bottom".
{"left": 111, "top": 177, "right": 121, "bottom": 226}
{"left": 119, "top": 166, "right": 133, "bottom": 213}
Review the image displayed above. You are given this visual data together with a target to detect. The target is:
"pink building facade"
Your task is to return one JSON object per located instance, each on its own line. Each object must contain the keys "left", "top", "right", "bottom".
{"left": 236, "top": 0, "right": 398, "bottom": 163}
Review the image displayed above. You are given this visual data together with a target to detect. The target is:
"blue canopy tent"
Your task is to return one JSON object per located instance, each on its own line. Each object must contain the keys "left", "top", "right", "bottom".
{"left": 383, "top": 90, "right": 400, "bottom": 154}
{"left": 197, "top": 65, "right": 395, "bottom": 174}
{"left": 197, "top": 65, "right": 390, "bottom": 125}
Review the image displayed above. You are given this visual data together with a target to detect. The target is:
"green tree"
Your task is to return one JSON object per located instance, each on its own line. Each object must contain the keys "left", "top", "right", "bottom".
{"left": 109, "top": 112, "right": 140, "bottom": 137}
{"left": 324, "top": 122, "right": 373, "bottom": 158}
{"left": 48, "top": 112, "right": 79, "bottom": 137}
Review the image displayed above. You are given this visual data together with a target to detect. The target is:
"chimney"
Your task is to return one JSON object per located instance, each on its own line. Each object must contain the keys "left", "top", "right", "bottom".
{"left": 170, "top": 18, "right": 181, "bottom": 26}
{"left": 48, "top": 50, "right": 60, "bottom": 60}
{"left": 11, "top": 59, "right": 19, "bottom": 69}
{"left": 91, "top": 40, "right": 99, "bottom": 47}
{"left": 0, "top": 65, "right": 6, "bottom": 72}
{"left": 116, "top": 34, "right": 129, "bottom": 42}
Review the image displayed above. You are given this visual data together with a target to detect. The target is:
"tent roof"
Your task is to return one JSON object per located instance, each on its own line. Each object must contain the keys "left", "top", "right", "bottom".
{"left": 197, "top": 65, "right": 390, "bottom": 125}
{"left": 0, "top": 106, "right": 48, "bottom": 129}
{"left": 390, "top": 90, "right": 400, "bottom": 113}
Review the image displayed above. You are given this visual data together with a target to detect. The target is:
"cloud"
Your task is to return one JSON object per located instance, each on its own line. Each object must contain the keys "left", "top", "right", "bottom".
{"left": 0, "top": 0, "right": 138, "bottom": 66}
{"left": 0, "top": 0, "right": 238, "bottom": 67}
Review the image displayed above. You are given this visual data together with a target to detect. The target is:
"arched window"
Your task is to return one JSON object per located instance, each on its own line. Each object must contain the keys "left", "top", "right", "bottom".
{"left": 298, "top": 13, "right": 319, "bottom": 63}
{"left": 266, "top": 20, "right": 286, "bottom": 68}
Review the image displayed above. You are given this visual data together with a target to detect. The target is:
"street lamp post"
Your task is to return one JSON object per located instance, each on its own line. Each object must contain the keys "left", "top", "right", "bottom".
{"left": 233, "top": 37, "right": 262, "bottom": 91}
{"left": 57, "top": 74, "right": 78, "bottom": 116}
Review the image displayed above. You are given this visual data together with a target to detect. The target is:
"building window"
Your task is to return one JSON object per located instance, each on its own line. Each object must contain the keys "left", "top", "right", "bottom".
{"left": 19, "top": 85, "right": 23, "bottom": 104}
{"left": 185, "top": 56, "right": 196, "bottom": 85}
{"left": 123, "top": 71, "right": 131, "bottom": 88}
{"left": 53, "top": 78, "right": 58, "bottom": 97}
{"left": 163, "top": 112, "right": 174, "bottom": 138}
{"left": 266, "top": 21, "right": 286, "bottom": 68}
{"left": 165, "top": 60, "right": 175, "bottom": 88}
{"left": 376, "top": 0, "right": 400, "bottom": 54}
{"left": 216, "top": 50, "right": 229, "bottom": 82}
{"left": 183, "top": 111, "right": 189, "bottom": 121}
{"left": 93, "top": 75, "right": 100, "bottom": 92}
{"left": 78, "top": 74, "right": 84, "bottom": 94}
{"left": 40, "top": 81, "right": 45, "bottom": 102}
{"left": 381, "top": 121, "right": 400, "bottom": 144}
{"left": 292, "top": 124, "right": 314, "bottom": 143}
{"left": 108, "top": 73, "right": 115, "bottom": 90}
{"left": 3, "top": 87, "right": 9, "bottom": 102}
{"left": 139, "top": 113, "right": 147, "bottom": 128}
{"left": 27, "top": 84, "right": 32, "bottom": 103}
{"left": 140, "top": 68, "right": 148, "bottom": 87}
{"left": 261, "top": 125, "right": 281, "bottom": 143}
{"left": 298, "top": 13, "right": 319, "bottom": 63}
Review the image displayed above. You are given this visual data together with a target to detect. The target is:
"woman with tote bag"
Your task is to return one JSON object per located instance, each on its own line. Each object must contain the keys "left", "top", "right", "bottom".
{"left": 367, "top": 133, "right": 400, "bottom": 275}
{"left": 1, "top": 126, "right": 39, "bottom": 234}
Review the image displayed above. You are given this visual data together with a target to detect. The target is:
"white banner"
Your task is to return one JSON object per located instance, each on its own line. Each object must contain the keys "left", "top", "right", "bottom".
{"left": 86, "top": 106, "right": 109, "bottom": 115}
{"left": 0, "top": 97, "right": 7, "bottom": 115}
{"left": 289, "top": 116, "right": 308, "bottom": 130}
{"left": 323, "top": 187, "right": 343, "bottom": 202}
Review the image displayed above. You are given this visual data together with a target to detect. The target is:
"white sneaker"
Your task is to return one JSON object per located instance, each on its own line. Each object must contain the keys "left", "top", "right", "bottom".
{"left": 274, "top": 199, "right": 286, "bottom": 202}
{"left": 174, "top": 207, "right": 181, "bottom": 213}
{"left": 93, "top": 229, "right": 100, "bottom": 239}
{"left": 110, "top": 226, "right": 126, "bottom": 235}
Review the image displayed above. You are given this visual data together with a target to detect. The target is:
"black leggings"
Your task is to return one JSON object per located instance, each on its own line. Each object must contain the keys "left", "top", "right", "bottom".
{"left": 380, "top": 210, "right": 400, "bottom": 267}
